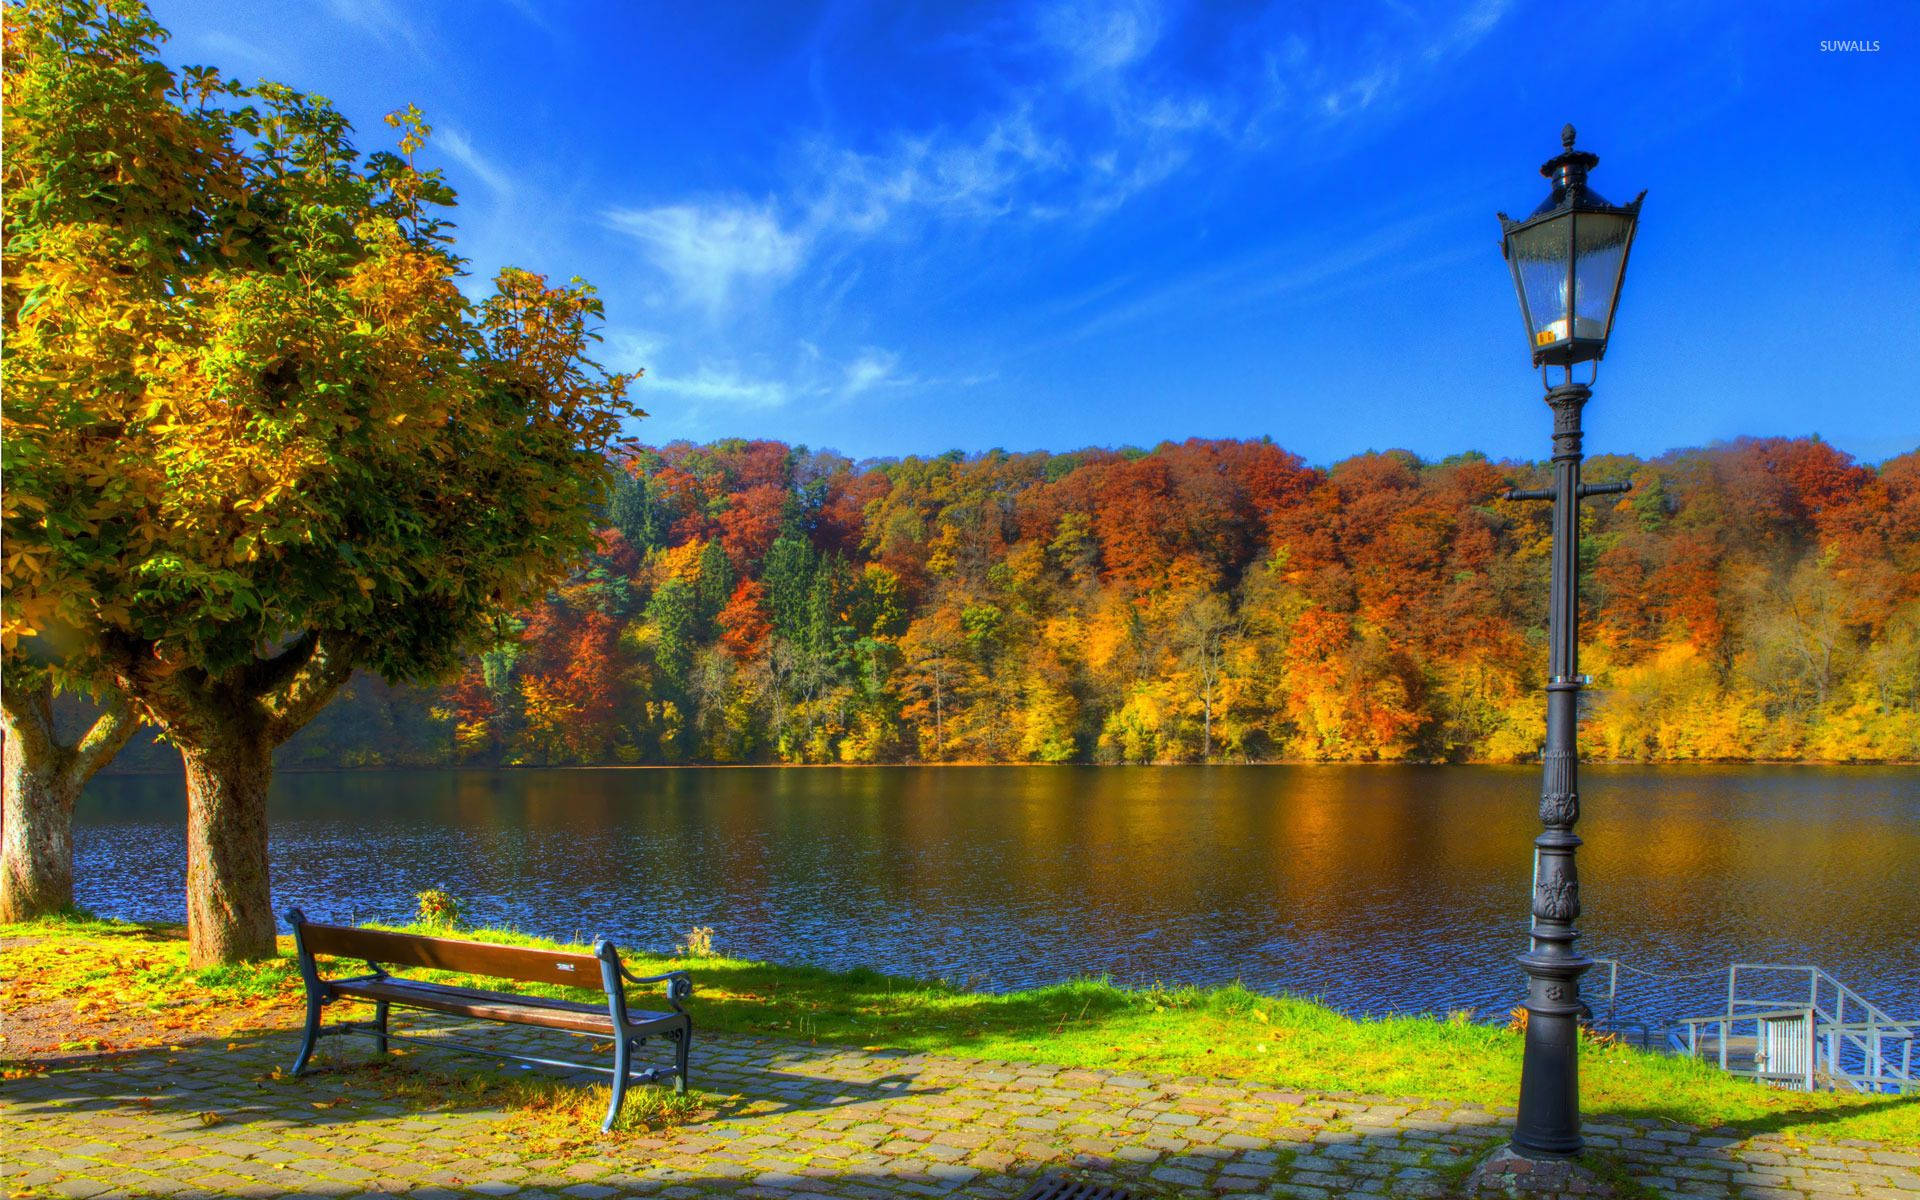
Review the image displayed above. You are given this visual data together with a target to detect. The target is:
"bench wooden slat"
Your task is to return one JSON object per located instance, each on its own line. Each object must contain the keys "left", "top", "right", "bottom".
{"left": 331, "top": 977, "right": 682, "bottom": 1036}
{"left": 299, "top": 922, "right": 603, "bottom": 989}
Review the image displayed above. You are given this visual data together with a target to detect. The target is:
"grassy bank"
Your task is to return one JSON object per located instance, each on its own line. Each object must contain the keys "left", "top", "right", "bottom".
{"left": 3, "top": 915, "right": 1913, "bottom": 1146}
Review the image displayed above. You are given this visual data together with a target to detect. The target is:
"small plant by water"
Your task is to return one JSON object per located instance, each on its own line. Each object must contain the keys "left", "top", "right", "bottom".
{"left": 414, "top": 889, "right": 465, "bottom": 931}
{"left": 1507, "top": 1005, "right": 1622, "bottom": 1048}
{"left": 677, "top": 925, "right": 716, "bottom": 958}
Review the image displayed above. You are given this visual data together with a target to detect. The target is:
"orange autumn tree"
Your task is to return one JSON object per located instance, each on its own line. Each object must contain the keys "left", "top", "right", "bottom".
{"left": 1, "top": 0, "right": 638, "bottom": 962}
{"left": 717, "top": 580, "right": 773, "bottom": 659}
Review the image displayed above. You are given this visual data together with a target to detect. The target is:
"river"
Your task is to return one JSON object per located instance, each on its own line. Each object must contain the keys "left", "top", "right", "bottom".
{"left": 75, "top": 764, "right": 1918, "bottom": 1027}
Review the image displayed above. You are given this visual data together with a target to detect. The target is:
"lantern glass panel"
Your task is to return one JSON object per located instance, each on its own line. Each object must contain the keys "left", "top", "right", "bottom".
{"left": 1507, "top": 215, "right": 1573, "bottom": 353}
{"left": 1571, "top": 210, "right": 1632, "bottom": 343}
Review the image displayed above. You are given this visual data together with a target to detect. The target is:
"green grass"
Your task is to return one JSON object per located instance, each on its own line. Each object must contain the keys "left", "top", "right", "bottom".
{"left": 6, "top": 916, "right": 1915, "bottom": 1145}
{"left": 1, "top": 913, "right": 299, "bottom": 1009}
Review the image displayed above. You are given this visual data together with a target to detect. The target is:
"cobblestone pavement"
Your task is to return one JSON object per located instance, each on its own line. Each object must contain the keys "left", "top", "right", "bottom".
{"left": 3, "top": 1016, "right": 1915, "bottom": 1199}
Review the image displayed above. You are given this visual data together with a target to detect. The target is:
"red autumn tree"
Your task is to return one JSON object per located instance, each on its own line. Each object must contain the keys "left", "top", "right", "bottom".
{"left": 717, "top": 580, "right": 772, "bottom": 659}
{"left": 717, "top": 483, "right": 789, "bottom": 573}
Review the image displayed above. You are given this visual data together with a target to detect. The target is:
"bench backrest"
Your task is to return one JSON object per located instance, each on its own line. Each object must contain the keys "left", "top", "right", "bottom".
{"left": 297, "top": 920, "right": 604, "bottom": 990}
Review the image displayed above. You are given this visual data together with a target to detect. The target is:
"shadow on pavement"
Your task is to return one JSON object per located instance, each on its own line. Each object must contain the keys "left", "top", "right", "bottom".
{"left": 1593, "top": 1091, "right": 1919, "bottom": 1140}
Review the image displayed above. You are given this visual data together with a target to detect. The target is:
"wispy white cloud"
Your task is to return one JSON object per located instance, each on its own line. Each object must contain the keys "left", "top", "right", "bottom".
{"left": 841, "top": 349, "right": 901, "bottom": 397}
{"left": 195, "top": 31, "right": 289, "bottom": 79}
{"left": 1053, "top": 202, "right": 1475, "bottom": 347}
{"left": 497, "top": 0, "right": 562, "bottom": 43}
{"left": 607, "top": 0, "right": 1510, "bottom": 323}
{"left": 647, "top": 366, "right": 791, "bottom": 410}
{"left": 1319, "top": 67, "right": 1398, "bottom": 118}
{"left": 640, "top": 343, "right": 914, "bottom": 419}
{"left": 437, "top": 129, "right": 511, "bottom": 196}
{"left": 326, "top": 0, "right": 424, "bottom": 53}
{"left": 600, "top": 0, "right": 1512, "bottom": 431}
{"left": 792, "top": 0, "right": 1506, "bottom": 246}
{"left": 1426, "top": 0, "right": 1513, "bottom": 63}
{"left": 1038, "top": 0, "right": 1163, "bottom": 77}
{"left": 1253, "top": 0, "right": 1511, "bottom": 129}
{"left": 604, "top": 329, "right": 670, "bottom": 371}
{"left": 604, "top": 201, "right": 808, "bottom": 316}
{"left": 806, "top": 107, "right": 1065, "bottom": 233}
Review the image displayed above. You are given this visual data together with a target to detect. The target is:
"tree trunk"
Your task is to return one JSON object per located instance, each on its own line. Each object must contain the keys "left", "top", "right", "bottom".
{"left": 0, "top": 682, "right": 134, "bottom": 922}
{"left": 932, "top": 670, "right": 945, "bottom": 759}
{"left": 1, "top": 728, "right": 80, "bottom": 921}
{"left": 103, "top": 629, "right": 355, "bottom": 965}
{"left": 181, "top": 735, "right": 276, "bottom": 965}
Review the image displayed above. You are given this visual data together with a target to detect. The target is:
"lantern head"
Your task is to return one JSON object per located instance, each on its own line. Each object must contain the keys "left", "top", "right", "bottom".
{"left": 1498, "top": 125, "right": 1645, "bottom": 369}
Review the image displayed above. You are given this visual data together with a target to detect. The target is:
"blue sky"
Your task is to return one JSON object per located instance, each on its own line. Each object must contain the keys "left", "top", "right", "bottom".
{"left": 152, "top": 0, "right": 1918, "bottom": 465}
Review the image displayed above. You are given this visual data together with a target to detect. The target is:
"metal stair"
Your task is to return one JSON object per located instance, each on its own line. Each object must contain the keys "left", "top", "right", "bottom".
{"left": 1671, "top": 964, "right": 1916, "bottom": 1094}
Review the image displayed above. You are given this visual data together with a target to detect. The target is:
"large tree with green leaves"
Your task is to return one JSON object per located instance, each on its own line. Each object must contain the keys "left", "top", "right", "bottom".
{"left": 2, "top": 0, "right": 641, "bottom": 962}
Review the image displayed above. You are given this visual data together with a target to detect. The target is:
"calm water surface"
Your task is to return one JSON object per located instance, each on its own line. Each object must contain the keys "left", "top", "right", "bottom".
{"left": 75, "top": 765, "right": 1918, "bottom": 1026}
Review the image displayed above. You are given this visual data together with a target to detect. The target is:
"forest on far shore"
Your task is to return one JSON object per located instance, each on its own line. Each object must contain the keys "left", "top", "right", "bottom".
{"left": 100, "top": 434, "right": 1920, "bottom": 770}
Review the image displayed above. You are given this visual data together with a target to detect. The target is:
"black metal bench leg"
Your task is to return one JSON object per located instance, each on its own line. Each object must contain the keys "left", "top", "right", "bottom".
{"left": 603, "top": 1034, "right": 633, "bottom": 1133}
{"left": 291, "top": 992, "right": 323, "bottom": 1076}
{"left": 674, "top": 1024, "right": 690, "bottom": 1094}
{"left": 374, "top": 1000, "right": 390, "bottom": 1056}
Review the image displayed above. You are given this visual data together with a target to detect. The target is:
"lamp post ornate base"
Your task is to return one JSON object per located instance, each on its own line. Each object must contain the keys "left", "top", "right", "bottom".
{"left": 1464, "top": 1145, "right": 1622, "bottom": 1198}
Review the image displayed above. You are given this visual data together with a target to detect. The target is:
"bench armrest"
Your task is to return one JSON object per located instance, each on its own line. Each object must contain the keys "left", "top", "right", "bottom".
{"left": 623, "top": 968, "right": 694, "bottom": 1005}
{"left": 622, "top": 963, "right": 691, "bottom": 990}
{"left": 592, "top": 938, "right": 692, "bottom": 1013}
{"left": 285, "top": 908, "right": 391, "bottom": 987}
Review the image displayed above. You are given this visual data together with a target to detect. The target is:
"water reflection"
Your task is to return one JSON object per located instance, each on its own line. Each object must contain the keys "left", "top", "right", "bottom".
{"left": 76, "top": 765, "right": 1919, "bottom": 1023}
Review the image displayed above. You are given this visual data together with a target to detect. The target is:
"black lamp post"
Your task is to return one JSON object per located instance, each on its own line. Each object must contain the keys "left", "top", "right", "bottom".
{"left": 1496, "top": 124, "right": 1643, "bottom": 1160}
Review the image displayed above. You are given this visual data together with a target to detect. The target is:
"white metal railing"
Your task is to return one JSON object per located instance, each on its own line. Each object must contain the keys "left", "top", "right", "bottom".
{"left": 1673, "top": 964, "right": 1916, "bottom": 1094}
{"left": 1585, "top": 956, "right": 1729, "bottom": 1051}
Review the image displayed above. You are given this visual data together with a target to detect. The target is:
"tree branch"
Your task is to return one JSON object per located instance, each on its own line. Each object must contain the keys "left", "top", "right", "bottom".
{"left": 242, "top": 629, "right": 321, "bottom": 698}
{"left": 2, "top": 669, "right": 135, "bottom": 787}
{"left": 261, "top": 631, "right": 361, "bottom": 746}
{"left": 65, "top": 700, "right": 138, "bottom": 791}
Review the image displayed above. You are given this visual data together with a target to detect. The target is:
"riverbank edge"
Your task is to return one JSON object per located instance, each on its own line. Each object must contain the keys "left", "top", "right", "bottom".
{"left": 4, "top": 914, "right": 1913, "bottom": 1146}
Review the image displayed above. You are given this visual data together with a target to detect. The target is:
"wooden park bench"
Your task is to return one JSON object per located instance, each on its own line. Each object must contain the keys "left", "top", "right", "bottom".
{"left": 284, "top": 908, "right": 692, "bottom": 1131}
